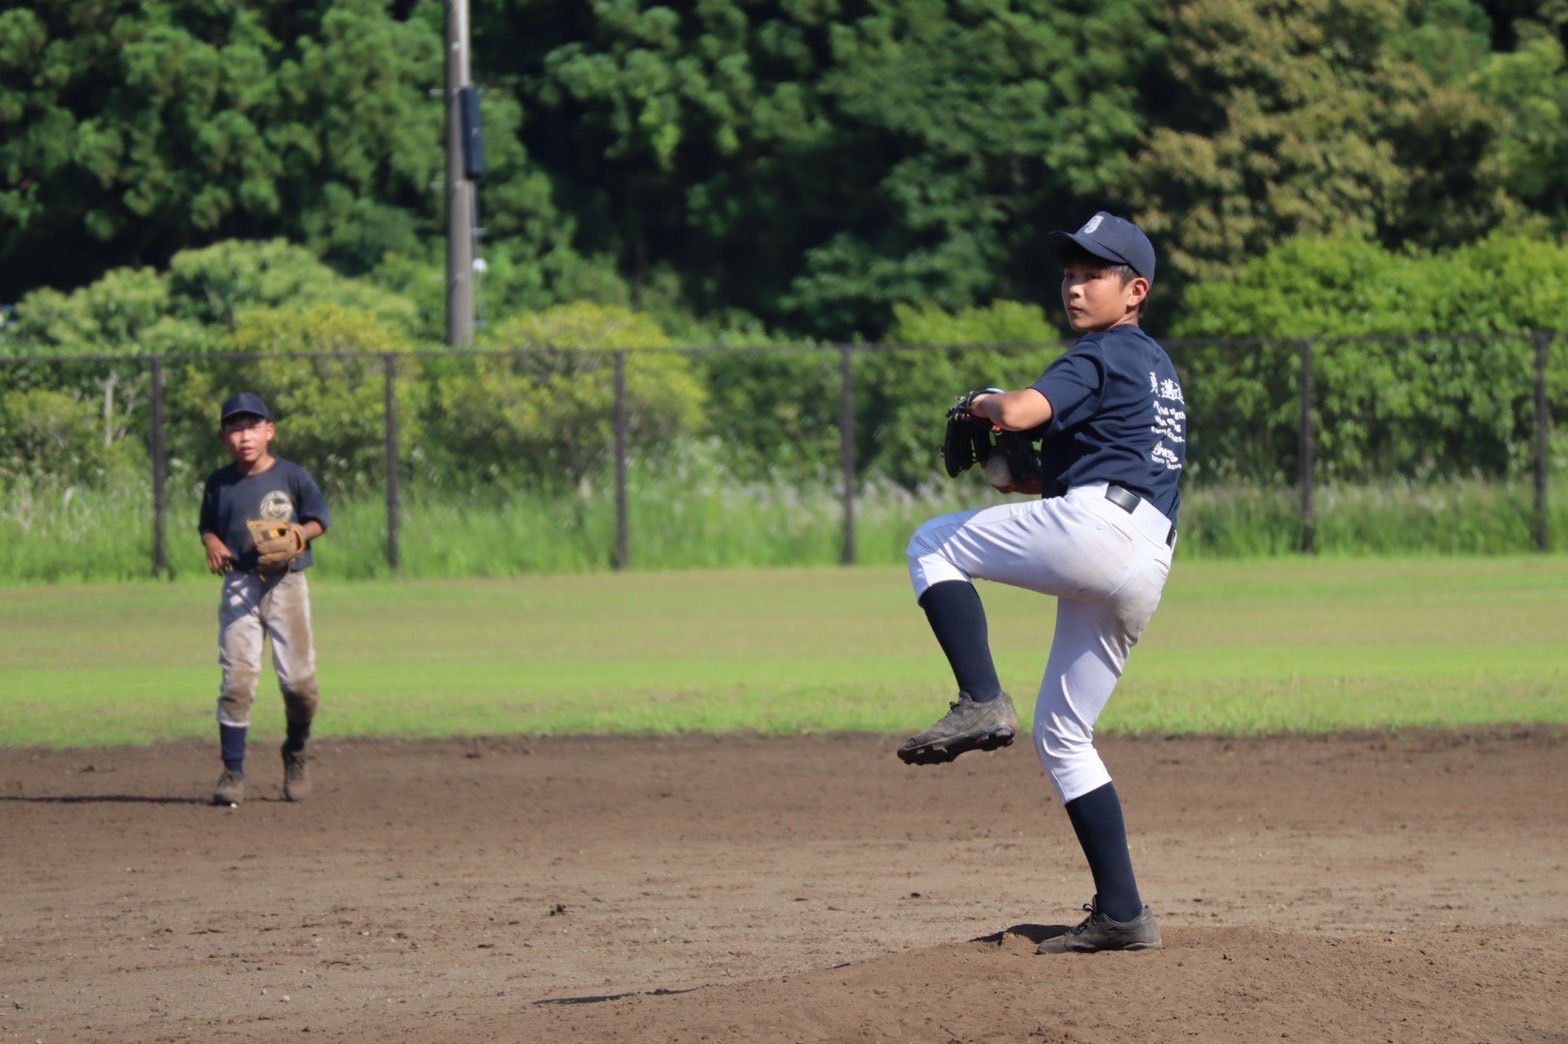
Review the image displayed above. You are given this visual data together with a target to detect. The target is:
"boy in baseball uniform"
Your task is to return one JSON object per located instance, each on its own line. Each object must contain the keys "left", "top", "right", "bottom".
{"left": 199, "top": 393, "right": 330, "bottom": 806}
{"left": 900, "top": 213, "right": 1186, "bottom": 952}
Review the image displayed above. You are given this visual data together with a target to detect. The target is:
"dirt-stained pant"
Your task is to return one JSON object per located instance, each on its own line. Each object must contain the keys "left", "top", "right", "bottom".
{"left": 906, "top": 483, "right": 1174, "bottom": 804}
{"left": 216, "top": 571, "right": 319, "bottom": 729}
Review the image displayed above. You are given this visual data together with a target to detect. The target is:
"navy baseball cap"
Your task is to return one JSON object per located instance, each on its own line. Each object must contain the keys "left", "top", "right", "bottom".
{"left": 1044, "top": 211, "right": 1156, "bottom": 284}
{"left": 220, "top": 392, "right": 271, "bottom": 423}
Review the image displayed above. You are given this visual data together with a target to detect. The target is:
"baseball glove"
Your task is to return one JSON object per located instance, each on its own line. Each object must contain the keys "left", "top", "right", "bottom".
{"left": 989, "top": 430, "right": 1043, "bottom": 486}
{"left": 246, "top": 519, "right": 307, "bottom": 573}
{"left": 942, "top": 388, "right": 1004, "bottom": 477}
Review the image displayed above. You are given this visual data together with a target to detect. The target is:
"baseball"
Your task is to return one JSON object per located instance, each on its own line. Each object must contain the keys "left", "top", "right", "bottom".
{"left": 983, "top": 453, "right": 1012, "bottom": 487}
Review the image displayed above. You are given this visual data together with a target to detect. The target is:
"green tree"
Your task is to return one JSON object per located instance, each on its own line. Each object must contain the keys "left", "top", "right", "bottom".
{"left": 370, "top": 236, "right": 635, "bottom": 344}
{"left": 517, "top": 0, "right": 1162, "bottom": 340}
{"left": 780, "top": 0, "right": 1160, "bottom": 338}
{"left": 0, "top": 0, "right": 581, "bottom": 311}
{"left": 1471, "top": 18, "right": 1568, "bottom": 222}
{"left": 1130, "top": 0, "right": 1511, "bottom": 307}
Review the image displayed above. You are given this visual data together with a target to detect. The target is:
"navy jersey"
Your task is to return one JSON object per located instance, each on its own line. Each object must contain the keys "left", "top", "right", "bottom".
{"left": 199, "top": 458, "right": 330, "bottom": 573}
{"left": 1029, "top": 324, "right": 1186, "bottom": 522}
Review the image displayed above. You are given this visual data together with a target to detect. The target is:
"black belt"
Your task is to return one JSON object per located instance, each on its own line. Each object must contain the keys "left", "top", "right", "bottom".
{"left": 1104, "top": 485, "right": 1176, "bottom": 546}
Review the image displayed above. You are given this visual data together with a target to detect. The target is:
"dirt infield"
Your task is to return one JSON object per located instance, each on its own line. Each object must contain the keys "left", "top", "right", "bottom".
{"left": 4, "top": 728, "right": 1566, "bottom": 1042}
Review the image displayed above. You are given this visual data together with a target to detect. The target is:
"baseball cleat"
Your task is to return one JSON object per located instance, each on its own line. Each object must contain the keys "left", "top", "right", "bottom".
{"left": 897, "top": 691, "right": 1017, "bottom": 765}
{"left": 212, "top": 769, "right": 246, "bottom": 806}
{"left": 282, "top": 747, "right": 311, "bottom": 802}
{"left": 1037, "top": 899, "right": 1162, "bottom": 953}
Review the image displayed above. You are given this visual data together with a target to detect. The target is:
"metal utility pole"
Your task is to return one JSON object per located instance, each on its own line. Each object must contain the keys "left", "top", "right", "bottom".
{"left": 445, "top": 0, "right": 475, "bottom": 346}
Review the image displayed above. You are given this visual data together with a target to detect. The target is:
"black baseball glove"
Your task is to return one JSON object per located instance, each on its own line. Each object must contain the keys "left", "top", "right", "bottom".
{"left": 941, "top": 388, "right": 1003, "bottom": 477}
{"left": 990, "top": 430, "right": 1043, "bottom": 487}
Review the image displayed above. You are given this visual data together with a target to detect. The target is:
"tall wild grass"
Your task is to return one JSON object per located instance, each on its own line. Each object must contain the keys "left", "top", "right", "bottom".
{"left": 1, "top": 451, "right": 1562, "bottom": 583}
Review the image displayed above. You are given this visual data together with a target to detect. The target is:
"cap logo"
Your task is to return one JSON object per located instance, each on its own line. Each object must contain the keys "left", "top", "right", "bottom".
{"left": 1080, "top": 215, "right": 1104, "bottom": 234}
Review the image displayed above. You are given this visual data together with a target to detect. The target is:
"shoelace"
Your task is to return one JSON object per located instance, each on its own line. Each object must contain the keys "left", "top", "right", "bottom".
{"left": 1069, "top": 903, "right": 1101, "bottom": 934}
{"left": 946, "top": 695, "right": 989, "bottom": 716}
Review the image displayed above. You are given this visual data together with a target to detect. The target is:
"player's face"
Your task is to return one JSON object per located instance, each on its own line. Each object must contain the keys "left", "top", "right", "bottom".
{"left": 1060, "top": 261, "right": 1147, "bottom": 332}
{"left": 220, "top": 416, "right": 275, "bottom": 464}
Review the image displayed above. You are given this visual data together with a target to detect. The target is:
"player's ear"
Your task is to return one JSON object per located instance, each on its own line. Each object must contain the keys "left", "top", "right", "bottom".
{"left": 1126, "top": 276, "right": 1150, "bottom": 308}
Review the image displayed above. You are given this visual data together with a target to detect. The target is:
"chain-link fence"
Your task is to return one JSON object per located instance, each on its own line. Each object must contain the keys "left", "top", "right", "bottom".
{"left": 1, "top": 331, "right": 1561, "bottom": 577}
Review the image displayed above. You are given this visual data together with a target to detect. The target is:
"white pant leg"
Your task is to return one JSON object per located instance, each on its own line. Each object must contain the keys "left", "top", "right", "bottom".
{"left": 216, "top": 573, "right": 265, "bottom": 727}
{"left": 259, "top": 572, "right": 319, "bottom": 724}
{"left": 1033, "top": 596, "right": 1136, "bottom": 803}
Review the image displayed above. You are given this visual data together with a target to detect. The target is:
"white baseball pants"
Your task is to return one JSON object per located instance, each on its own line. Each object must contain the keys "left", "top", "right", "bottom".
{"left": 216, "top": 571, "right": 320, "bottom": 729}
{"left": 907, "top": 483, "right": 1173, "bottom": 803}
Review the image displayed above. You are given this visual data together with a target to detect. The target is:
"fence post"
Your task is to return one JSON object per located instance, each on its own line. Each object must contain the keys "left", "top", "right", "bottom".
{"left": 612, "top": 349, "right": 629, "bottom": 571}
{"left": 383, "top": 353, "right": 400, "bottom": 573}
{"left": 1534, "top": 331, "right": 1552, "bottom": 553}
{"left": 149, "top": 355, "right": 167, "bottom": 578}
{"left": 839, "top": 344, "right": 857, "bottom": 566}
{"left": 1297, "top": 338, "right": 1316, "bottom": 554}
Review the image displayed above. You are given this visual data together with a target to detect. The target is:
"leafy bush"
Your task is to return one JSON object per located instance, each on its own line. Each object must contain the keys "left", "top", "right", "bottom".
{"left": 862, "top": 301, "right": 1067, "bottom": 488}
{"left": 166, "top": 239, "right": 419, "bottom": 333}
{"left": 0, "top": 388, "right": 140, "bottom": 482}
{"left": 170, "top": 304, "right": 423, "bottom": 492}
{"left": 694, "top": 337, "right": 844, "bottom": 484}
{"left": 423, "top": 302, "right": 705, "bottom": 489}
{"left": 1171, "top": 234, "right": 1564, "bottom": 482}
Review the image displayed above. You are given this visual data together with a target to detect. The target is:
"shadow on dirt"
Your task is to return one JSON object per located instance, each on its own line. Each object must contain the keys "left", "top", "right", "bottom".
{"left": 973, "top": 923, "right": 1069, "bottom": 947}
{"left": 0, "top": 794, "right": 207, "bottom": 805}
{"left": 534, "top": 986, "right": 701, "bottom": 1007}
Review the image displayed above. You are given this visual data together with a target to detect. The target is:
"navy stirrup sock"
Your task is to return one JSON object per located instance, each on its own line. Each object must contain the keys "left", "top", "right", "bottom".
{"left": 918, "top": 580, "right": 1003, "bottom": 702}
{"left": 283, "top": 720, "right": 311, "bottom": 756}
{"left": 219, "top": 724, "right": 248, "bottom": 772}
{"left": 1064, "top": 782, "right": 1143, "bottom": 922}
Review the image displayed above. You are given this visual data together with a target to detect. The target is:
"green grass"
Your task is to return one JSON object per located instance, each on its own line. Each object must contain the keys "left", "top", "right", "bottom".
{"left": 2, "top": 556, "right": 1565, "bottom": 748}
{"left": 4, "top": 466, "right": 1566, "bottom": 583}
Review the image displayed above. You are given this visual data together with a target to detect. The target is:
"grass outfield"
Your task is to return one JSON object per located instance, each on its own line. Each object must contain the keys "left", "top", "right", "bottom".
{"left": 2, "top": 556, "right": 1565, "bottom": 749}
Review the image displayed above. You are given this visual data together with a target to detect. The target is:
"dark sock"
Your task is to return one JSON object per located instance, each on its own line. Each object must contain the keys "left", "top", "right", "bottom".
{"left": 1064, "top": 782, "right": 1143, "bottom": 922}
{"left": 283, "top": 720, "right": 312, "bottom": 756}
{"left": 219, "top": 724, "right": 248, "bottom": 773}
{"left": 918, "top": 581, "right": 1002, "bottom": 702}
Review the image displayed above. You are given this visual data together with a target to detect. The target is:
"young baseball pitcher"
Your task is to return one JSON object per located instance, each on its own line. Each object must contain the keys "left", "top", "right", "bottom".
{"left": 199, "top": 392, "right": 330, "bottom": 806}
{"left": 899, "top": 212, "right": 1186, "bottom": 952}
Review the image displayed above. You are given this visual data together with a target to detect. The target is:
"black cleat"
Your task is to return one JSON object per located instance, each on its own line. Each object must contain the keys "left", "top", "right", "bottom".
{"left": 897, "top": 691, "right": 1018, "bottom": 765}
{"left": 213, "top": 769, "right": 246, "bottom": 806}
{"left": 282, "top": 747, "right": 312, "bottom": 802}
{"left": 1037, "top": 899, "right": 1163, "bottom": 953}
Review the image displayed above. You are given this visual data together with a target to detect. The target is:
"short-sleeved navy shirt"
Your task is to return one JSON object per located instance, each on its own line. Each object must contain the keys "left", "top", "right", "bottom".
{"left": 199, "top": 458, "right": 330, "bottom": 573}
{"left": 1029, "top": 324, "right": 1187, "bottom": 523}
